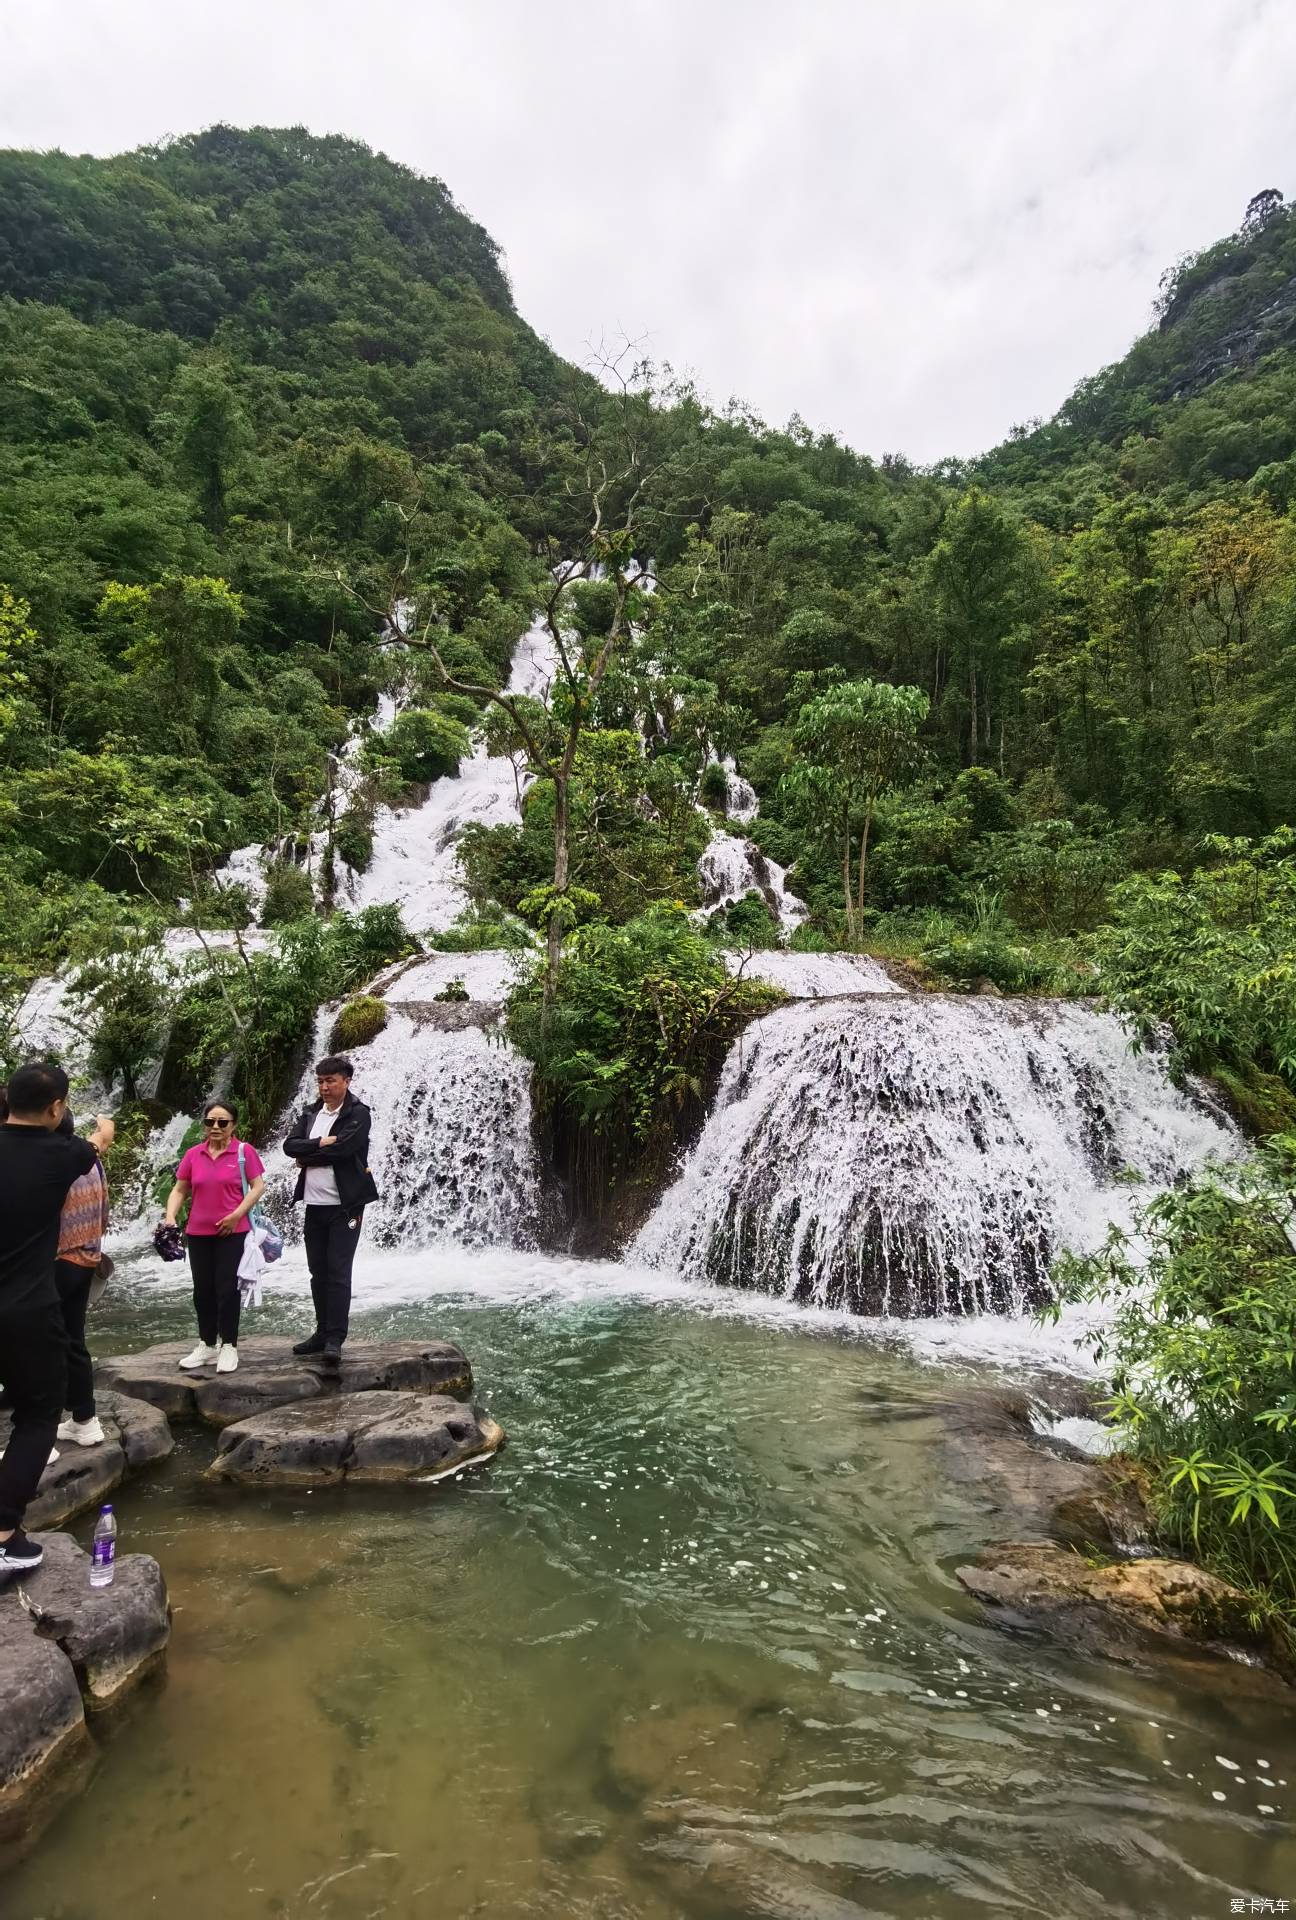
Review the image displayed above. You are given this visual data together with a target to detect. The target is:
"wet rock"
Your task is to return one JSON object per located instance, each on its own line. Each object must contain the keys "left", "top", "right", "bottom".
{"left": 97, "top": 1337, "right": 474, "bottom": 1428}
{"left": 0, "top": 1533, "right": 170, "bottom": 1852}
{"left": 17, "top": 1532, "right": 171, "bottom": 1708}
{"left": 209, "top": 1389, "right": 504, "bottom": 1486}
{"left": 17, "top": 1392, "right": 174, "bottom": 1531}
{"left": 936, "top": 1388, "right": 1153, "bottom": 1551}
{"left": 957, "top": 1542, "right": 1287, "bottom": 1680}
{"left": 0, "top": 1588, "right": 87, "bottom": 1818}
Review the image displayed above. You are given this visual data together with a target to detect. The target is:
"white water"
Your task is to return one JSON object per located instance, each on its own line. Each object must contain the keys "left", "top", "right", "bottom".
{"left": 720, "top": 755, "right": 758, "bottom": 824}
{"left": 632, "top": 994, "right": 1240, "bottom": 1316}
{"left": 372, "top": 949, "right": 535, "bottom": 1003}
{"left": 727, "top": 950, "right": 899, "bottom": 996}
{"left": 697, "top": 830, "right": 807, "bottom": 932}
{"left": 347, "top": 616, "right": 557, "bottom": 935}
{"left": 261, "top": 1000, "right": 541, "bottom": 1252}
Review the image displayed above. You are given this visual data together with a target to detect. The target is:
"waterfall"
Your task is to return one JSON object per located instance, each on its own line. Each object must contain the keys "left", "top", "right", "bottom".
{"left": 697, "top": 832, "right": 808, "bottom": 932}
{"left": 260, "top": 945, "right": 543, "bottom": 1251}
{"left": 631, "top": 994, "right": 1240, "bottom": 1315}
{"left": 347, "top": 616, "right": 557, "bottom": 936}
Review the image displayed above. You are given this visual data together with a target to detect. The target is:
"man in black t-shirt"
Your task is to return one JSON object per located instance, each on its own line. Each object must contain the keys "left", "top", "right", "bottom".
{"left": 0, "top": 1062, "right": 97, "bottom": 1577}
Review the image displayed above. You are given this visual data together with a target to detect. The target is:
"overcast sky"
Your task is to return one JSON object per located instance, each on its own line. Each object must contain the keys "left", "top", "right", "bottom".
{"left": 5, "top": 2, "right": 1293, "bottom": 462}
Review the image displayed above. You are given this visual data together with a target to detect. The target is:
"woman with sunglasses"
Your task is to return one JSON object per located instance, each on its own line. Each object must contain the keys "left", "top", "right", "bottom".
{"left": 162, "top": 1099, "right": 266, "bottom": 1375}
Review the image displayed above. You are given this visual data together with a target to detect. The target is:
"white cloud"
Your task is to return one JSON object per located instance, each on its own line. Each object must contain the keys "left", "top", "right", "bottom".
{"left": 5, "top": 0, "right": 1292, "bottom": 460}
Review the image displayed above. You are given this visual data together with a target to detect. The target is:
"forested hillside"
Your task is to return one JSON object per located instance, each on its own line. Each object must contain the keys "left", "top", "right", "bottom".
{"left": 1, "top": 129, "right": 1293, "bottom": 1136}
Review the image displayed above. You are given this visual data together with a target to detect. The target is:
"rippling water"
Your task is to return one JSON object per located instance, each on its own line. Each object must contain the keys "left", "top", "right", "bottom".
{"left": 10, "top": 1248, "right": 1295, "bottom": 1919}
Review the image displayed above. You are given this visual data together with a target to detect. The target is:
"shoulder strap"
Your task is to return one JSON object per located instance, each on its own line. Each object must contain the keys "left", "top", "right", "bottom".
{"left": 238, "top": 1141, "right": 248, "bottom": 1197}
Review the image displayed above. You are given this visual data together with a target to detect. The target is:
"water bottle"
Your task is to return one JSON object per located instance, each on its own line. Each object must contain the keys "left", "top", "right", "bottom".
{"left": 90, "top": 1505, "right": 117, "bottom": 1588}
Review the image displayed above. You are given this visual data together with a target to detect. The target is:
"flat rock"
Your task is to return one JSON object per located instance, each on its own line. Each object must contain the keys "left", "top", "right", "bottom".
{"left": 210, "top": 1390, "right": 504, "bottom": 1486}
{"left": 97, "top": 1337, "right": 474, "bottom": 1428}
{"left": 17, "top": 1531, "right": 172, "bottom": 1708}
{"left": 14, "top": 1392, "right": 174, "bottom": 1531}
{"left": 0, "top": 1533, "right": 170, "bottom": 1845}
{"left": 957, "top": 1541, "right": 1287, "bottom": 1682}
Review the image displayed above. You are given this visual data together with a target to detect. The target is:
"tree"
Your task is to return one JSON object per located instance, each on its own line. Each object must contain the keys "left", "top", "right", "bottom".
{"left": 784, "top": 678, "right": 928, "bottom": 940}
{"left": 924, "top": 489, "right": 1039, "bottom": 768}
{"left": 98, "top": 572, "right": 243, "bottom": 748}
{"left": 164, "top": 364, "right": 250, "bottom": 534}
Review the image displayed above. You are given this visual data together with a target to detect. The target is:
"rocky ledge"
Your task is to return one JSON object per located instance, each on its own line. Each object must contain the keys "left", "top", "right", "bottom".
{"left": 12, "top": 1391, "right": 174, "bottom": 1532}
{"left": 96, "top": 1338, "right": 474, "bottom": 1428}
{"left": 210, "top": 1389, "right": 505, "bottom": 1486}
{"left": 0, "top": 1533, "right": 170, "bottom": 1857}
{"left": 957, "top": 1542, "right": 1288, "bottom": 1685}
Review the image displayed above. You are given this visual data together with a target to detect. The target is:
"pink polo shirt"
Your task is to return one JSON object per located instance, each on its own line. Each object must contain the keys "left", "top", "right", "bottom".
{"left": 177, "top": 1138, "right": 265, "bottom": 1237}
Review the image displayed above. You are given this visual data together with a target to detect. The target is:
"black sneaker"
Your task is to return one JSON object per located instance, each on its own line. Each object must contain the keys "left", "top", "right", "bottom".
{"left": 321, "top": 1342, "right": 343, "bottom": 1369}
{"left": 292, "top": 1333, "right": 325, "bottom": 1356}
{"left": 0, "top": 1529, "right": 43, "bottom": 1577}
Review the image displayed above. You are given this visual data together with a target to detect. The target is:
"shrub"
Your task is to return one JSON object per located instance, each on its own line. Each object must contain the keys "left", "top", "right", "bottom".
{"left": 330, "top": 995, "right": 388, "bottom": 1049}
{"left": 1093, "top": 829, "right": 1296, "bottom": 1086}
{"left": 373, "top": 708, "right": 470, "bottom": 786}
{"left": 336, "top": 806, "right": 374, "bottom": 874}
{"left": 434, "top": 977, "right": 469, "bottom": 1003}
{"left": 707, "top": 891, "right": 781, "bottom": 950}
{"left": 261, "top": 862, "right": 314, "bottom": 926}
{"left": 1052, "top": 1136, "right": 1296, "bottom": 1647}
{"left": 699, "top": 760, "right": 729, "bottom": 808}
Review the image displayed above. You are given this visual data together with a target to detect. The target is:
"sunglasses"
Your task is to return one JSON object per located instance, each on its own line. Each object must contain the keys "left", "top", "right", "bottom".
{"left": 205, "top": 1116, "right": 233, "bottom": 1130}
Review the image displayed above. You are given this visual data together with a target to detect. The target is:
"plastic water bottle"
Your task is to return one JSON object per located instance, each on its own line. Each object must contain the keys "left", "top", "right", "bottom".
{"left": 90, "top": 1505, "right": 117, "bottom": 1588}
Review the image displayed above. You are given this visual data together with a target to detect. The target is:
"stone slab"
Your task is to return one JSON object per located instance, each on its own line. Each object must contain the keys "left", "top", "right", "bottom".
{"left": 0, "top": 1533, "right": 170, "bottom": 1838}
{"left": 97, "top": 1338, "right": 474, "bottom": 1428}
{"left": 210, "top": 1389, "right": 505, "bottom": 1486}
{"left": 9, "top": 1392, "right": 174, "bottom": 1532}
{"left": 17, "top": 1531, "right": 172, "bottom": 1708}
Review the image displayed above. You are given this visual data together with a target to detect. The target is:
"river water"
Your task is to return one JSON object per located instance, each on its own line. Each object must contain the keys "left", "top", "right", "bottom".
{"left": 9, "top": 1250, "right": 1294, "bottom": 1920}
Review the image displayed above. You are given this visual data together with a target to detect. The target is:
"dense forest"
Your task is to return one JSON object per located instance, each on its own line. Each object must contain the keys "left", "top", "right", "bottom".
{"left": 0, "top": 126, "right": 1293, "bottom": 1138}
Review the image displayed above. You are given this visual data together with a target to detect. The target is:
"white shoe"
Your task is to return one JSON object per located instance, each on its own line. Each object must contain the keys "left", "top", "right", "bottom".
{"left": 57, "top": 1416, "right": 105, "bottom": 1447}
{"left": 215, "top": 1345, "right": 239, "bottom": 1375}
{"left": 179, "top": 1343, "right": 219, "bottom": 1371}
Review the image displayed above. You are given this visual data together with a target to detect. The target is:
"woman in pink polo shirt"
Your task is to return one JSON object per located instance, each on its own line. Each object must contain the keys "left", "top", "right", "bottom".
{"left": 162, "top": 1097, "right": 266, "bottom": 1377}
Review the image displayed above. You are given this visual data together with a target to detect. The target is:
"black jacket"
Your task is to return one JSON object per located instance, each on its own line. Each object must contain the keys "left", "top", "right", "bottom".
{"left": 284, "top": 1090, "right": 380, "bottom": 1210}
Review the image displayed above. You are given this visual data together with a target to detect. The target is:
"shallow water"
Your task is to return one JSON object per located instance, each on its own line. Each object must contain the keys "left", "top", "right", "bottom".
{"left": 10, "top": 1249, "right": 1295, "bottom": 1919}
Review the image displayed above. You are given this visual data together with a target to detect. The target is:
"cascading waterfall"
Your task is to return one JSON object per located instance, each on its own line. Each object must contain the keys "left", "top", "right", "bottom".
{"left": 347, "top": 616, "right": 557, "bottom": 936}
{"left": 631, "top": 993, "right": 1241, "bottom": 1315}
{"left": 262, "top": 970, "right": 542, "bottom": 1252}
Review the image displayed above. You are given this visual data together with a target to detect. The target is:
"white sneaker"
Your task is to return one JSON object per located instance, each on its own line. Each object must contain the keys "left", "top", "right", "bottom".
{"left": 215, "top": 1344, "right": 239, "bottom": 1375}
{"left": 56, "top": 1416, "right": 105, "bottom": 1447}
{"left": 179, "top": 1343, "right": 219, "bottom": 1370}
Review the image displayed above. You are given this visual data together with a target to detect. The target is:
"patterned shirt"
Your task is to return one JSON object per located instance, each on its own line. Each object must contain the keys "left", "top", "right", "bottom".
{"left": 58, "top": 1160, "right": 110, "bottom": 1268}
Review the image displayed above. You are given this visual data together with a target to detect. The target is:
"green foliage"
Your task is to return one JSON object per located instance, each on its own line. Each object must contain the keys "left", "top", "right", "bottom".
{"left": 434, "top": 977, "right": 470, "bottom": 1003}
{"left": 330, "top": 994, "right": 388, "bottom": 1050}
{"left": 705, "top": 891, "right": 782, "bottom": 951}
{"left": 71, "top": 929, "right": 175, "bottom": 1099}
{"left": 507, "top": 904, "right": 782, "bottom": 1190}
{"left": 260, "top": 862, "right": 315, "bottom": 926}
{"left": 369, "top": 707, "right": 470, "bottom": 786}
{"left": 698, "top": 760, "right": 730, "bottom": 808}
{"left": 1093, "top": 831, "right": 1296, "bottom": 1086}
{"left": 1053, "top": 1137, "right": 1296, "bottom": 1641}
{"left": 173, "top": 905, "right": 412, "bottom": 1135}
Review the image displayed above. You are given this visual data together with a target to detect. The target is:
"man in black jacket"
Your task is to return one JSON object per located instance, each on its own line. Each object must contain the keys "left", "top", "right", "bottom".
{"left": 283, "top": 1054, "right": 379, "bottom": 1367}
{"left": 0, "top": 1062, "right": 98, "bottom": 1576}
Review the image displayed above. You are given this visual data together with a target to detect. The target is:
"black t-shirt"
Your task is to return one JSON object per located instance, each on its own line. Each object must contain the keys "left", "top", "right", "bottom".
{"left": 0, "top": 1125, "right": 97, "bottom": 1314}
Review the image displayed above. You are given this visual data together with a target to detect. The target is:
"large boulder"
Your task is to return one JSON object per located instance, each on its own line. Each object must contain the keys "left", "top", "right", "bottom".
{"left": 210, "top": 1390, "right": 504, "bottom": 1486}
{"left": 0, "top": 1533, "right": 170, "bottom": 1850}
{"left": 97, "top": 1338, "right": 473, "bottom": 1427}
{"left": 956, "top": 1541, "right": 1287, "bottom": 1681}
{"left": 16, "top": 1531, "right": 171, "bottom": 1708}
{"left": 17, "top": 1392, "right": 174, "bottom": 1531}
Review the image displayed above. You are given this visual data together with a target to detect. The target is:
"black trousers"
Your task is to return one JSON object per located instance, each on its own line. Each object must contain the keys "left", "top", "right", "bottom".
{"left": 303, "top": 1205, "right": 363, "bottom": 1345}
{"left": 0, "top": 1301, "right": 66, "bottom": 1532}
{"left": 187, "top": 1233, "right": 244, "bottom": 1346}
{"left": 54, "top": 1260, "right": 96, "bottom": 1422}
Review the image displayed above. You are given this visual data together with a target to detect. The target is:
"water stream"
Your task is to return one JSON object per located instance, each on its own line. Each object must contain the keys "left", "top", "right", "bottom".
{"left": 8, "top": 1255, "right": 1293, "bottom": 1920}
